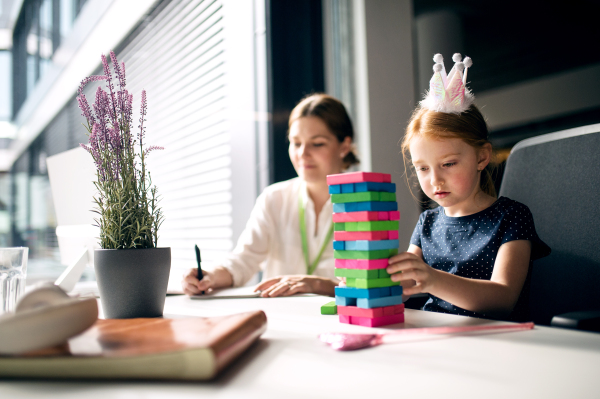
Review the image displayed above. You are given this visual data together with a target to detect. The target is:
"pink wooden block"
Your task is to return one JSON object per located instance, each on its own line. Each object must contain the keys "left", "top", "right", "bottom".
{"left": 339, "top": 314, "right": 352, "bottom": 324}
{"left": 377, "top": 212, "right": 389, "bottom": 220}
{"left": 388, "top": 230, "right": 399, "bottom": 240}
{"left": 327, "top": 172, "right": 391, "bottom": 185}
{"left": 334, "top": 231, "right": 392, "bottom": 241}
{"left": 350, "top": 313, "right": 405, "bottom": 327}
{"left": 388, "top": 211, "right": 400, "bottom": 221}
{"left": 382, "top": 304, "right": 405, "bottom": 316}
{"left": 335, "top": 258, "right": 389, "bottom": 269}
{"left": 332, "top": 211, "right": 380, "bottom": 223}
{"left": 338, "top": 304, "right": 405, "bottom": 318}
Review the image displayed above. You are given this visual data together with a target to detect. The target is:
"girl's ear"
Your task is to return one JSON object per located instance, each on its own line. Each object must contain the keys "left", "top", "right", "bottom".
{"left": 477, "top": 143, "right": 492, "bottom": 170}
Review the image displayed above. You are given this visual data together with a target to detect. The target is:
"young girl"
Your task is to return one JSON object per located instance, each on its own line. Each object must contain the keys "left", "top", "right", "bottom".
{"left": 388, "top": 54, "right": 550, "bottom": 320}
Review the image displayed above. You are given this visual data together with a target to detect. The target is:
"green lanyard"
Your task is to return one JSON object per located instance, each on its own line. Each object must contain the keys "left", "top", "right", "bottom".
{"left": 298, "top": 192, "right": 334, "bottom": 275}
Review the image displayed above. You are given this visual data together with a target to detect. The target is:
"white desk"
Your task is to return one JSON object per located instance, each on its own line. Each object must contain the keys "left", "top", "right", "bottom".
{"left": 2, "top": 295, "right": 600, "bottom": 398}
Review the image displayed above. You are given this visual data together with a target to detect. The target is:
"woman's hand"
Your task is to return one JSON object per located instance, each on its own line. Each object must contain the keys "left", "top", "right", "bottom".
{"left": 181, "top": 266, "right": 233, "bottom": 295}
{"left": 387, "top": 251, "right": 439, "bottom": 296}
{"left": 255, "top": 275, "right": 337, "bottom": 297}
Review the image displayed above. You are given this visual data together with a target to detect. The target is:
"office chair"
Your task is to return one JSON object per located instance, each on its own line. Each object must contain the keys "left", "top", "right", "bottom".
{"left": 499, "top": 124, "right": 600, "bottom": 330}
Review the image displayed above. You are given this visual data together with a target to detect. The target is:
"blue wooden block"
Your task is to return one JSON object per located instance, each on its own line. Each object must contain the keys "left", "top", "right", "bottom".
{"left": 357, "top": 295, "right": 403, "bottom": 309}
{"left": 335, "top": 296, "right": 357, "bottom": 306}
{"left": 354, "top": 182, "right": 397, "bottom": 193}
{"left": 333, "top": 241, "right": 345, "bottom": 250}
{"left": 329, "top": 185, "right": 342, "bottom": 194}
{"left": 335, "top": 286, "right": 389, "bottom": 299}
{"left": 333, "top": 201, "right": 398, "bottom": 213}
{"left": 344, "top": 239, "right": 400, "bottom": 251}
{"left": 390, "top": 285, "right": 403, "bottom": 296}
{"left": 341, "top": 183, "right": 355, "bottom": 193}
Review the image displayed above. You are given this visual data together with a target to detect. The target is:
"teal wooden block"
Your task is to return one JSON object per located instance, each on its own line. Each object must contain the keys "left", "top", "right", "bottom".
{"left": 329, "top": 185, "right": 341, "bottom": 194}
{"left": 333, "top": 241, "right": 345, "bottom": 250}
{"left": 335, "top": 296, "right": 357, "bottom": 306}
{"left": 335, "top": 286, "right": 390, "bottom": 299}
{"left": 341, "top": 183, "right": 355, "bottom": 193}
{"left": 333, "top": 201, "right": 398, "bottom": 212}
{"left": 354, "top": 182, "right": 396, "bottom": 193}
{"left": 357, "top": 294, "right": 403, "bottom": 308}
{"left": 344, "top": 239, "right": 399, "bottom": 251}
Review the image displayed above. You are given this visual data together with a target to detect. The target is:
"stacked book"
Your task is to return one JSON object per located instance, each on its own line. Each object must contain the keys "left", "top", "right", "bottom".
{"left": 327, "top": 172, "right": 404, "bottom": 327}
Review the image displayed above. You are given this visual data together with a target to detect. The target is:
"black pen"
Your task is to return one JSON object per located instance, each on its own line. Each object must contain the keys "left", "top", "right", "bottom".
{"left": 195, "top": 244, "right": 205, "bottom": 294}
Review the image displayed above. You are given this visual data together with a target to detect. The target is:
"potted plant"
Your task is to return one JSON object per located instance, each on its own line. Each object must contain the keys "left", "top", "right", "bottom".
{"left": 77, "top": 51, "right": 170, "bottom": 318}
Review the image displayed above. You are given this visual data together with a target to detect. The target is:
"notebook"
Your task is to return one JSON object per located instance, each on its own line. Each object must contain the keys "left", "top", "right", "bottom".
{"left": 0, "top": 310, "right": 267, "bottom": 380}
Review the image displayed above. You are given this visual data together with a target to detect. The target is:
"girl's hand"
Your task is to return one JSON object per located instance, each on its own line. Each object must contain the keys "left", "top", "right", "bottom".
{"left": 387, "top": 251, "right": 439, "bottom": 296}
{"left": 255, "top": 275, "right": 336, "bottom": 297}
{"left": 181, "top": 266, "right": 233, "bottom": 295}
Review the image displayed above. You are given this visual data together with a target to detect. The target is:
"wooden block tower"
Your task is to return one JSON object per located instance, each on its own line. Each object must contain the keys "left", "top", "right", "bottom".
{"left": 327, "top": 172, "right": 405, "bottom": 327}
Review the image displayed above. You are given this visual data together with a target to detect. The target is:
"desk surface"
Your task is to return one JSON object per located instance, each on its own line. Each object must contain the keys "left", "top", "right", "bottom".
{"left": 2, "top": 295, "right": 600, "bottom": 398}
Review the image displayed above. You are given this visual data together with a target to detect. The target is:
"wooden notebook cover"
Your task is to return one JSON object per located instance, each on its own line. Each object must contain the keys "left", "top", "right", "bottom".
{"left": 0, "top": 310, "right": 267, "bottom": 381}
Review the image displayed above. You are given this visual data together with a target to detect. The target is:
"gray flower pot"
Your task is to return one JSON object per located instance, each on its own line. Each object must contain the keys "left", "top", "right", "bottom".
{"left": 94, "top": 248, "right": 171, "bottom": 318}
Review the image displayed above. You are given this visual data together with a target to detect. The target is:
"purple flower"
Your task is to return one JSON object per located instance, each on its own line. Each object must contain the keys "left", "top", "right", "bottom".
{"left": 138, "top": 89, "right": 147, "bottom": 144}
{"left": 101, "top": 54, "right": 118, "bottom": 126}
{"left": 78, "top": 75, "right": 106, "bottom": 95}
{"left": 144, "top": 145, "right": 164, "bottom": 157}
{"left": 77, "top": 94, "right": 95, "bottom": 126}
{"left": 111, "top": 51, "right": 126, "bottom": 91}
{"left": 78, "top": 52, "right": 163, "bottom": 185}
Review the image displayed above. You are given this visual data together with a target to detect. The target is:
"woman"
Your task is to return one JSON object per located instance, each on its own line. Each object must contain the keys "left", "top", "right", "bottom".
{"left": 182, "top": 94, "right": 359, "bottom": 297}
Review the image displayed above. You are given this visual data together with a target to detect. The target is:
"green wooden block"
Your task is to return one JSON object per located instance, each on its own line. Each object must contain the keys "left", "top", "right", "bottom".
{"left": 334, "top": 248, "right": 398, "bottom": 259}
{"left": 331, "top": 192, "right": 380, "bottom": 203}
{"left": 345, "top": 220, "right": 399, "bottom": 232}
{"left": 334, "top": 222, "right": 345, "bottom": 231}
{"left": 335, "top": 268, "right": 380, "bottom": 279}
{"left": 380, "top": 192, "right": 396, "bottom": 202}
{"left": 321, "top": 301, "right": 337, "bottom": 315}
{"left": 344, "top": 222, "right": 358, "bottom": 231}
{"left": 348, "top": 277, "right": 399, "bottom": 289}
{"left": 378, "top": 268, "right": 391, "bottom": 278}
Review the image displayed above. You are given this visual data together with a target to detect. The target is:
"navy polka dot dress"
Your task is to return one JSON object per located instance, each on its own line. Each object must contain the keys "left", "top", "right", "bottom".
{"left": 410, "top": 196, "right": 550, "bottom": 319}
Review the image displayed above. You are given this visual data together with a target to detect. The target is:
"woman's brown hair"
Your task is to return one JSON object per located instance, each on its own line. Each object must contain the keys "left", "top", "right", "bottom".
{"left": 288, "top": 93, "right": 359, "bottom": 168}
{"left": 401, "top": 104, "right": 496, "bottom": 198}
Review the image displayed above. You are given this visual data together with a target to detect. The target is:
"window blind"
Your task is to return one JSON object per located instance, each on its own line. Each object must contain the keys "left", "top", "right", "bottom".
{"left": 116, "top": 0, "right": 233, "bottom": 281}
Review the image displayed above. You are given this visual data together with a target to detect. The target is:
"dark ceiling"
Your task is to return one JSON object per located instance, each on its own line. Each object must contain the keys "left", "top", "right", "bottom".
{"left": 414, "top": 0, "right": 600, "bottom": 93}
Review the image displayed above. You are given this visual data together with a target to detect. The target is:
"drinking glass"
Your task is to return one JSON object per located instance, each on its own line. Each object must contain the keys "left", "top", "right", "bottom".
{"left": 0, "top": 247, "right": 28, "bottom": 314}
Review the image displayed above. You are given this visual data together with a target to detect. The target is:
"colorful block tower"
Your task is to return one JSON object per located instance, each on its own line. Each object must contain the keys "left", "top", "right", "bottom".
{"left": 327, "top": 172, "right": 405, "bottom": 327}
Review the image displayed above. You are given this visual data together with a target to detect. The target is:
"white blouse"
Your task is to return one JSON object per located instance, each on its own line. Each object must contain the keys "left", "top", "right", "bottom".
{"left": 219, "top": 177, "right": 335, "bottom": 287}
